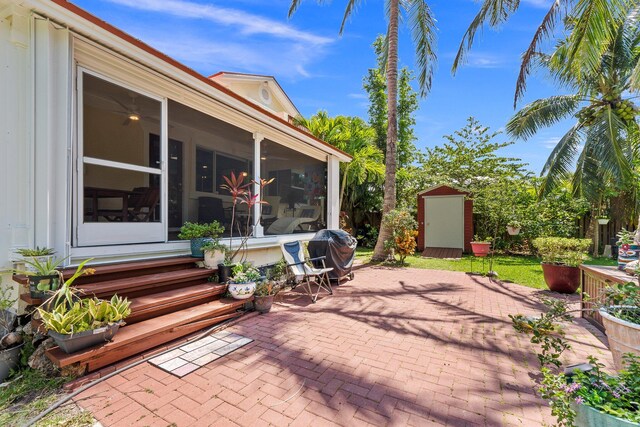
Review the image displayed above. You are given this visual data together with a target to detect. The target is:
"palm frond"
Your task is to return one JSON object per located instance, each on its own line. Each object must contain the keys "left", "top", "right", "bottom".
{"left": 340, "top": 0, "right": 364, "bottom": 34}
{"left": 565, "top": 0, "right": 628, "bottom": 80}
{"left": 452, "top": 0, "right": 519, "bottom": 73}
{"left": 514, "top": 0, "right": 563, "bottom": 107}
{"left": 403, "top": 0, "right": 437, "bottom": 96}
{"left": 507, "top": 95, "right": 582, "bottom": 140}
{"left": 587, "top": 106, "right": 634, "bottom": 183}
{"left": 539, "top": 123, "right": 584, "bottom": 197}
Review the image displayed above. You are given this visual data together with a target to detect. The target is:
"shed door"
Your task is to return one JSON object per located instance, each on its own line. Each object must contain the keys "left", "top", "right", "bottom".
{"left": 424, "top": 195, "right": 464, "bottom": 249}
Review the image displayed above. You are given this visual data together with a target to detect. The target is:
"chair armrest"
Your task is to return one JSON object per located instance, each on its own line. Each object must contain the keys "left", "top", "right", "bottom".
{"left": 286, "top": 260, "right": 307, "bottom": 268}
{"left": 307, "top": 256, "right": 326, "bottom": 262}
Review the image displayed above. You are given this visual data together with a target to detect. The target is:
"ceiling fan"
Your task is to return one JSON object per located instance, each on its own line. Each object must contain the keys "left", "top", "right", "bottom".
{"left": 112, "top": 93, "right": 154, "bottom": 126}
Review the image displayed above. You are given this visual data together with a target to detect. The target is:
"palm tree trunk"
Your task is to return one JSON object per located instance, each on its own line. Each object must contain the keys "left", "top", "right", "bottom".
{"left": 372, "top": 0, "right": 399, "bottom": 261}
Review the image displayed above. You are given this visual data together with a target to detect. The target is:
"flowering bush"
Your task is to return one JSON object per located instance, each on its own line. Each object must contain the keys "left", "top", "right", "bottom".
{"left": 382, "top": 209, "right": 418, "bottom": 263}
{"left": 540, "top": 355, "right": 640, "bottom": 426}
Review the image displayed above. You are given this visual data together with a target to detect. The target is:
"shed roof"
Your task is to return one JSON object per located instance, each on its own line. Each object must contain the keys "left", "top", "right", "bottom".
{"left": 417, "top": 184, "right": 470, "bottom": 197}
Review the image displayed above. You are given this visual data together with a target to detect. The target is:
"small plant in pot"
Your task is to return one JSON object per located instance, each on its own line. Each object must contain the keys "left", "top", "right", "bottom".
{"left": 15, "top": 247, "right": 55, "bottom": 273}
{"left": 532, "top": 237, "right": 591, "bottom": 293}
{"left": 14, "top": 256, "right": 67, "bottom": 299}
{"left": 227, "top": 263, "right": 261, "bottom": 300}
{"left": 596, "top": 215, "right": 610, "bottom": 225}
{"left": 201, "top": 239, "right": 227, "bottom": 270}
{"left": 506, "top": 220, "right": 522, "bottom": 236}
{"left": 470, "top": 235, "right": 492, "bottom": 257}
{"left": 178, "top": 221, "right": 224, "bottom": 258}
{"left": 37, "top": 261, "right": 131, "bottom": 354}
{"left": 616, "top": 228, "right": 640, "bottom": 271}
{"left": 254, "top": 259, "right": 287, "bottom": 313}
{"left": 0, "top": 282, "right": 24, "bottom": 383}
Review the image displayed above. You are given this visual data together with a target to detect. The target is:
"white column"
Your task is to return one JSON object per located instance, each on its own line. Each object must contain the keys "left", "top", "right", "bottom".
{"left": 327, "top": 155, "right": 340, "bottom": 230}
{"left": 33, "top": 18, "right": 71, "bottom": 259}
{"left": 253, "top": 132, "right": 264, "bottom": 237}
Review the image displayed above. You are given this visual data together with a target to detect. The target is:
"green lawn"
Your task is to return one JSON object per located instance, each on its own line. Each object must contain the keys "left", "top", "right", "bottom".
{"left": 356, "top": 248, "right": 617, "bottom": 290}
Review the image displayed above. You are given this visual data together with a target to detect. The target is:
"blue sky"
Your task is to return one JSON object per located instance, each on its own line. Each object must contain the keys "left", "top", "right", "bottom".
{"left": 72, "top": 0, "right": 573, "bottom": 174}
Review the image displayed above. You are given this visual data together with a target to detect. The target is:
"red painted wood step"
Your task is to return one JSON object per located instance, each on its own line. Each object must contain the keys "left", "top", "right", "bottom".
{"left": 46, "top": 298, "right": 249, "bottom": 372}
{"left": 126, "top": 283, "right": 228, "bottom": 324}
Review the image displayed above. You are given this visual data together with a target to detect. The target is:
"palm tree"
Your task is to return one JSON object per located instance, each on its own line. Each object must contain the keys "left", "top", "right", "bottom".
{"left": 288, "top": 0, "right": 437, "bottom": 260}
{"left": 506, "top": 15, "right": 640, "bottom": 253}
{"left": 453, "top": 0, "right": 640, "bottom": 107}
{"left": 295, "top": 113, "right": 385, "bottom": 213}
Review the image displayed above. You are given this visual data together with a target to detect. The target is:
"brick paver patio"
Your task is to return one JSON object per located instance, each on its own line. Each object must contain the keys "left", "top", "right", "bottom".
{"left": 75, "top": 266, "right": 612, "bottom": 426}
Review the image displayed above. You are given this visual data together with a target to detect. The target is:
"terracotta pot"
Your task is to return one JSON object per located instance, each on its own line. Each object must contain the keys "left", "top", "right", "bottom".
{"left": 599, "top": 308, "right": 640, "bottom": 371}
{"left": 254, "top": 295, "right": 274, "bottom": 313}
{"left": 470, "top": 242, "right": 491, "bottom": 257}
{"left": 540, "top": 263, "right": 580, "bottom": 293}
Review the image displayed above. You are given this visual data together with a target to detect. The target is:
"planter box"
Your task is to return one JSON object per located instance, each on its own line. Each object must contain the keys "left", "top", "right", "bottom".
{"left": 572, "top": 402, "right": 639, "bottom": 426}
{"left": 49, "top": 322, "right": 122, "bottom": 354}
{"left": 189, "top": 238, "right": 212, "bottom": 258}
{"left": 506, "top": 226, "right": 521, "bottom": 235}
{"left": 541, "top": 263, "right": 580, "bottom": 293}
{"left": 228, "top": 282, "right": 256, "bottom": 300}
{"left": 28, "top": 274, "right": 60, "bottom": 299}
{"left": 470, "top": 242, "right": 491, "bottom": 257}
{"left": 203, "top": 249, "right": 225, "bottom": 269}
{"left": 600, "top": 308, "right": 640, "bottom": 371}
{"left": 0, "top": 343, "right": 24, "bottom": 383}
{"left": 254, "top": 295, "right": 274, "bottom": 313}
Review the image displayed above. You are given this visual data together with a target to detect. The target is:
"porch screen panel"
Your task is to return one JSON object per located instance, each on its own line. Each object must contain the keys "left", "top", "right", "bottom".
{"left": 261, "top": 140, "right": 328, "bottom": 235}
{"left": 167, "top": 100, "right": 254, "bottom": 240}
{"left": 82, "top": 73, "right": 162, "bottom": 224}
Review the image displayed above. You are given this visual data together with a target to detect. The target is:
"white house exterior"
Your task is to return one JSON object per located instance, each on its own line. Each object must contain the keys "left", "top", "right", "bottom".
{"left": 0, "top": 0, "right": 350, "bottom": 301}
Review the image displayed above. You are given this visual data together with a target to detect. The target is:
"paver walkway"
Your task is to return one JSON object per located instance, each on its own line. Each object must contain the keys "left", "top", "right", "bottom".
{"left": 75, "top": 266, "right": 612, "bottom": 426}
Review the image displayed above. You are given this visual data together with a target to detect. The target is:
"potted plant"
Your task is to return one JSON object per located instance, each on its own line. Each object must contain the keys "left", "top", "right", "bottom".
{"left": 532, "top": 237, "right": 591, "bottom": 293}
{"left": 511, "top": 300, "right": 640, "bottom": 426}
{"left": 0, "top": 282, "right": 23, "bottom": 383}
{"left": 201, "top": 239, "right": 227, "bottom": 270}
{"left": 15, "top": 256, "right": 67, "bottom": 299}
{"left": 506, "top": 220, "right": 522, "bottom": 236}
{"left": 470, "top": 235, "right": 492, "bottom": 257}
{"left": 597, "top": 282, "right": 640, "bottom": 371}
{"left": 37, "top": 260, "right": 131, "bottom": 354}
{"left": 616, "top": 228, "right": 639, "bottom": 271}
{"left": 254, "top": 259, "right": 287, "bottom": 313}
{"left": 178, "top": 221, "right": 224, "bottom": 258}
{"left": 15, "top": 247, "right": 55, "bottom": 273}
{"left": 596, "top": 215, "right": 610, "bottom": 225}
{"left": 217, "top": 253, "right": 235, "bottom": 284}
{"left": 227, "top": 263, "right": 261, "bottom": 300}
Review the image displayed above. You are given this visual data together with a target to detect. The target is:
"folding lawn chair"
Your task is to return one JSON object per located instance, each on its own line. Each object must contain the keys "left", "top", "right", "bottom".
{"left": 281, "top": 241, "right": 333, "bottom": 303}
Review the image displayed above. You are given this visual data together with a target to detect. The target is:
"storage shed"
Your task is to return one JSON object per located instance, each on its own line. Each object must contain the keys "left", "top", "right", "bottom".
{"left": 417, "top": 185, "right": 473, "bottom": 254}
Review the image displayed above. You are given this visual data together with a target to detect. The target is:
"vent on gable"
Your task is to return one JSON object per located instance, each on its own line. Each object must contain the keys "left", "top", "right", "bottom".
{"left": 258, "top": 83, "right": 272, "bottom": 105}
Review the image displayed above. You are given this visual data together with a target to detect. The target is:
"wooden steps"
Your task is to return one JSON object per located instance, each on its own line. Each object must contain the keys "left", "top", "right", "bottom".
{"left": 126, "top": 283, "right": 227, "bottom": 324}
{"left": 32, "top": 256, "right": 253, "bottom": 373}
{"left": 46, "top": 298, "right": 248, "bottom": 372}
{"left": 76, "top": 268, "right": 214, "bottom": 299}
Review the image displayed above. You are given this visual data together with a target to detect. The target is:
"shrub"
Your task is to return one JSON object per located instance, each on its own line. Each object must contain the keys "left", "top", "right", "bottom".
{"left": 532, "top": 237, "right": 591, "bottom": 267}
{"left": 177, "top": 221, "right": 224, "bottom": 240}
{"left": 382, "top": 209, "right": 418, "bottom": 263}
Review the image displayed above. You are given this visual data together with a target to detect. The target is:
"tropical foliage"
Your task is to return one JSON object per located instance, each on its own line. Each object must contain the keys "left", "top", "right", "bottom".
{"left": 382, "top": 209, "right": 419, "bottom": 263}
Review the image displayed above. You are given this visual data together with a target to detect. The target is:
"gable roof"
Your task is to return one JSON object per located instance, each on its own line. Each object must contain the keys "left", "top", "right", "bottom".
{"left": 209, "top": 72, "right": 301, "bottom": 118}
{"left": 417, "top": 185, "right": 471, "bottom": 197}
{"left": 35, "top": 0, "right": 350, "bottom": 161}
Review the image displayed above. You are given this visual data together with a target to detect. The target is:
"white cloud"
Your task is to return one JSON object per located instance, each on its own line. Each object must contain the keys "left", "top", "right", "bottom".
{"left": 104, "top": 0, "right": 333, "bottom": 46}
{"left": 465, "top": 53, "right": 506, "bottom": 69}
{"left": 539, "top": 136, "right": 560, "bottom": 149}
{"left": 348, "top": 93, "right": 368, "bottom": 99}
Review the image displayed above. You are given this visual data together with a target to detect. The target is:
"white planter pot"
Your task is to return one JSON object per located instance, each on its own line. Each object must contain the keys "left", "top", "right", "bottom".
{"left": 203, "top": 249, "right": 225, "bottom": 270}
{"left": 228, "top": 282, "right": 256, "bottom": 300}
{"left": 598, "top": 218, "right": 610, "bottom": 225}
{"left": 599, "top": 307, "right": 640, "bottom": 371}
{"left": 506, "top": 226, "right": 521, "bottom": 235}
